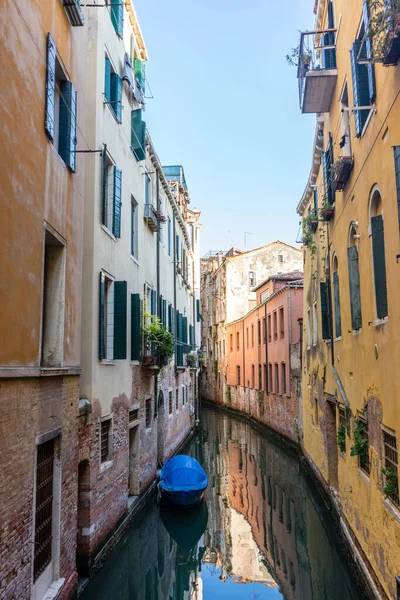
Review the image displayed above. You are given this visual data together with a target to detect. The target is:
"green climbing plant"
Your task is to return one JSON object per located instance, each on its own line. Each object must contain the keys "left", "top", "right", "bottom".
{"left": 143, "top": 313, "right": 174, "bottom": 359}
{"left": 350, "top": 418, "right": 368, "bottom": 458}
{"left": 382, "top": 466, "right": 399, "bottom": 500}
{"left": 337, "top": 424, "right": 346, "bottom": 453}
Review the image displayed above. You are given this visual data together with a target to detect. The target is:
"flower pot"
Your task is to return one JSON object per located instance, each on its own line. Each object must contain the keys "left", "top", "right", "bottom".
{"left": 310, "top": 220, "right": 319, "bottom": 233}
{"left": 322, "top": 206, "right": 335, "bottom": 222}
{"left": 142, "top": 355, "right": 155, "bottom": 366}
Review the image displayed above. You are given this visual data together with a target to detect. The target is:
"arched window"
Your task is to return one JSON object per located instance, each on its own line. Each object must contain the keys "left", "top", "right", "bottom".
{"left": 347, "top": 224, "right": 362, "bottom": 330}
{"left": 281, "top": 363, "right": 287, "bottom": 395}
{"left": 332, "top": 255, "right": 342, "bottom": 338}
{"left": 275, "top": 363, "right": 279, "bottom": 394}
{"left": 369, "top": 187, "right": 388, "bottom": 319}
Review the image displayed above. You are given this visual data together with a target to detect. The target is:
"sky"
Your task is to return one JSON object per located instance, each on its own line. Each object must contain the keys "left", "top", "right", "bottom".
{"left": 134, "top": 0, "right": 316, "bottom": 255}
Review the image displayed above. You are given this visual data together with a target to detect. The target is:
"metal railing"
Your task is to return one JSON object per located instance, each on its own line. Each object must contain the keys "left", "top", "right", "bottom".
{"left": 297, "top": 29, "right": 337, "bottom": 110}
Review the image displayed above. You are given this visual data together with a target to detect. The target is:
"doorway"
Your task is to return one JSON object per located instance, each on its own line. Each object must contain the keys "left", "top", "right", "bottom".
{"left": 129, "top": 425, "right": 140, "bottom": 496}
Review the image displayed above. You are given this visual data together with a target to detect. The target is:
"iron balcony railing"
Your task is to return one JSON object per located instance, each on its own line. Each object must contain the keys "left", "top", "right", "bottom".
{"left": 62, "top": 0, "right": 84, "bottom": 26}
{"left": 144, "top": 203, "right": 160, "bottom": 232}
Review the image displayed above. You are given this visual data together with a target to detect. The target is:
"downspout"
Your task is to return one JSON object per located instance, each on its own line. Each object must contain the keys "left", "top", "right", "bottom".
{"left": 155, "top": 174, "right": 160, "bottom": 419}
{"left": 287, "top": 285, "right": 292, "bottom": 399}
{"left": 173, "top": 216, "right": 177, "bottom": 365}
{"left": 264, "top": 302, "right": 269, "bottom": 394}
{"left": 242, "top": 320, "right": 246, "bottom": 401}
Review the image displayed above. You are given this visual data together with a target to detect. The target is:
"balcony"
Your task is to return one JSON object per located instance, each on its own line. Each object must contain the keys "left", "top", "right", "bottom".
{"left": 62, "top": 0, "right": 84, "bottom": 26}
{"left": 297, "top": 30, "right": 337, "bottom": 114}
{"left": 144, "top": 203, "right": 159, "bottom": 232}
{"left": 332, "top": 156, "right": 354, "bottom": 191}
{"left": 382, "top": 13, "right": 400, "bottom": 65}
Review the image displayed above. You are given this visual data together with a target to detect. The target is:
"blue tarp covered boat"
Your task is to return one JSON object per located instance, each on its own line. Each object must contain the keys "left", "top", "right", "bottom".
{"left": 159, "top": 455, "right": 208, "bottom": 506}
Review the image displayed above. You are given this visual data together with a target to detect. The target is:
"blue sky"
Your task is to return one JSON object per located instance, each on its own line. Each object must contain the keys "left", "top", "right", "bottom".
{"left": 135, "top": 0, "right": 315, "bottom": 254}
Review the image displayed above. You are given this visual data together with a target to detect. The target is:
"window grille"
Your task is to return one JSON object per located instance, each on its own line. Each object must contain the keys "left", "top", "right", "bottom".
{"left": 383, "top": 430, "right": 399, "bottom": 507}
{"left": 129, "top": 409, "right": 139, "bottom": 423}
{"left": 100, "top": 419, "right": 111, "bottom": 463}
{"left": 145, "top": 398, "right": 152, "bottom": 428}
{"left": 34, "top": 439, "right": 55, "bottom": 581}
{"left": 358, "top": 418, "right": 370, "bottom": 475}
{"left": 339, "top": 406, "right": 346, "bottom": 451}
{"left": 169, "top": 391, "right": 173, "bottom": 414}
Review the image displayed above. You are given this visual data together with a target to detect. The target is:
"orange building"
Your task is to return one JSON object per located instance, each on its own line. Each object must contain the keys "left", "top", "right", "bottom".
{"left": 226, "top": 272, "right": 303, "bottom": 441}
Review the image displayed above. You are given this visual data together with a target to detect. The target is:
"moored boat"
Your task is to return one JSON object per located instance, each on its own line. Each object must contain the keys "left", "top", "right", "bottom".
{"left": 159, "top": 455, "right": 208, "bottom": 506}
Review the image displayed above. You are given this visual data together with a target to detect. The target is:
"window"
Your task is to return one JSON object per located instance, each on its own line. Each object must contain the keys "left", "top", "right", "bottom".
{"left": 104, "top": 55, "right": 122, "bottom": 122}
{"left": 176, "top": 389, "right": 179, "bottom": 410}
{"left": 131, "top": 109, "right": 146, "bottom": 161}
{"left": 275, "top": 363, "right": 279, "bottom": 394}
{"left": 252, "top": 364, "right": 255, "bottom": 388}
{"left": 350, "top": 5, "right": 375, "bottom": 137}
{"left": 348, "top": 234, "right": 362, "bottom": 330}
{"left": 106, "top": 0, "right": 123, "bottom": 37}
{"left": 246, "top": 328, "right": 249, "bottom": 349}
{"left": 370, "top": 190, "right": 388, "bottom": 319}
{"left": 100, "top": 418, "right": 112, "bottom": 463}
{"left": 145, "top": 174, "right": 152, "bottom": 206}
{"left": 131, "top": 293, "right": 141, "bottom": 361}
{"left": 230, "top": 334, "right": 233, "bottom": 352}
{"left": 281, "top": 363, "right": 286, "bottom": 395}
{"left": 322, "top": 132, "right": 335, "bottom": 206}
{"left": 268, "top": 315, "right": 272, "bottom": 343}
{"left": 273, "top": 312, "right": 278, "bottom": 342}
{"left": 357, "top": 417, "right": 370, "bottom": 475}
{"left": 44, "top": 34, "right": 77, "bottom": 171}
{"left": 251, "top": 324, "right": 254, "bottom": 347}
{"left": 169, "top": 391, "right": 173, "bottom": 414}
{"left": 41, "top": 230, "right": 66, "bottom": 367}
{"left": 168, "top": 217, "right": 172, "bottom": 256}
{"left": 394, "top": 147, "right": 400, "bottom": 231}
{"left": 279, "top": 307, "right": 284, "bottom": 340}
{"left": 145, "top": 397, "right": 152, "bottom": 429}
{"left": 257, "top": 320, "right": 261, "bottom": 345}
{"left": 237, "top": 366, "right": 241, "bottom": 385}
{"left": 236, "top": 331, "right": 240, "bottom": 350}
{"left": 338, "top": 406, "right": 346, "bottom": 452}
{"left": 258, "top": 364, "right": 262, "bottom": 390}
{"left": 262, "top": 318, "right": 266, "bottom": 344}
{"left": 33, "top": 438, "right": 56, "bottom": 581}
{"left": 101, "top": 150, "right": 122, "bottom": 237}
{"left": 99, "top": 274, "right": 127, "bottom": 360}
{"left": 129, "top": 408, "right": 139, "bottom": 423}
{"left": 268, "top": 363, "right": 273, "bottom": 394}
{"left": 306, "top": 308, "right": 311, "bottom": 349}
{"left": 261, "top": 290, "right": 270, "bottom": 303}
{"left": 320, "top": 281, "right": 331, "bottom": 340}
{"left": 333, "top": 256, "right": 342, "bottom": 338}
{"left": 383, "top": 429, "right": 399, "bottom": 507}
{"left": 131, "top": 197, "right": 138, "bottom": 257}
{"left": 249, "top": 271, "right": 257, "bottom": 287}
{"left": 278, "top": 254, "right": 283, "bottom": 263}
{"left": 312, "top": 302, "right": 317, "bottom": 345}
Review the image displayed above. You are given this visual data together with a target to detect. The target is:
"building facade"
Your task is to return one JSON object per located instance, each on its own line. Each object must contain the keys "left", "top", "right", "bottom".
{"left": 295, "top": 0, "right": 400, "bottom": 597}
{"left": 226, "top": 273, "right": 303, "bottom": 441}
{"left": 78, "top": 0, "right": 201, "bottom": 572}
{"left": 200, "top": 242, "right": 302, "bottom": 406}
{"left": 0, "top": 1, "right": 87, "bottom": 599}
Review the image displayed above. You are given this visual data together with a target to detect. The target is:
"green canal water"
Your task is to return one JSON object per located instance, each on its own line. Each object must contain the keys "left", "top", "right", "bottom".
{"left": 81, "top": 405, "right": 369, "bottom": 600}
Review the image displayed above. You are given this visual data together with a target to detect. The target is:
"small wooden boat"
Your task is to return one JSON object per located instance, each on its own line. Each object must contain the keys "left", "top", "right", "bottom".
{"left": 159, "top": 455, "right": 208, "bottom": 506}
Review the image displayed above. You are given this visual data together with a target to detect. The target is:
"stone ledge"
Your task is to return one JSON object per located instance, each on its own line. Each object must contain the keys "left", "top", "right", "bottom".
{"left": 0, "top": 366, "right": 81, "bottom": 378}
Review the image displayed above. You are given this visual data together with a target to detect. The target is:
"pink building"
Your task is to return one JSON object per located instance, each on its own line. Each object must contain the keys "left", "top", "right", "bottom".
{"left": 226, "top": 272, "right": 303, "bottom": 441}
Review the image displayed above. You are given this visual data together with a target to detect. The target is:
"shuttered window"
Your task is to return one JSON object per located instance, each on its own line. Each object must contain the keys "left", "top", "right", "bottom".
{"left": 101, "top": 150, "right": 122, "bottom": 237}
{"left": 109, "top": 0, "right": 123, "bottom": 37}
{"left": 162, "top": 299, "right": 167, "bottom": 327}
{"left": 134, "top": 59, "right": 146, "bottom": 93}
{"left": 322, "top": 0, "right": 336, "bottom": 69}
{"left": 347, "top": 246, "right": 362, "bottom": 330}
{"left": 33, "top": 439, "right": 55, "bottom": 581}
{"left": 322, "top": 133, "right": 335, "bottom": 205}
{"left": 58, "top": 81, "right": 77, "bottom": 171}
{"left": 104, "top": 57, "right": 122, "bottom": 123}
{"left": 320, "top": 281, "right": 331, "bottom": 340}
{"left": 45, "top": 33, "right": 56, "bottom": 140}
{"left": 333, "top": 271, "right": 342, "bottom": 338}
{"left": 100, "top": 419, "right": 111, "bottom": 462}
{"left": 99, "top": 275, "right": 127, "bottom": 360}
{"left": 371, "top": 215, "right": 388, "bottom": 319}
{"left": 350, "top": 6, "right": 375, "bottom": 137}
{"left": 131, "top": 293, "right": 141, "bottom": 361}
{"left": 131, "top": 109, "right": 146, "bottom": 161}
{"left": 394, "top": 147, "right": 400, "bottom": 230}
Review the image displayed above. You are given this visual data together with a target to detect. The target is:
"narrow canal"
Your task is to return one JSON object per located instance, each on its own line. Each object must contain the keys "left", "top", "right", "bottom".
{"left": 81, "top": 405, "right": 368, "bottom": 600}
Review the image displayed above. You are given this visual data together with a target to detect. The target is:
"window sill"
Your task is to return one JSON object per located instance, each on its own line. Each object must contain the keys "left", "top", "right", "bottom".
{"left": 352, "top": 328, "right": 363, "bottom": 337}
{"left": 100, "top": 459, "right": 113, "bottom": 472}
{"left": 357, "top": 468, "right": 370, "bottom": 485}
{"left": 383, "top": 497, "right": 400, "bottom": 524}
{"left": 334, "top": 336, "right": 342, "bottom": 342}
{"left": 306, "top": 346, "right": 311, "bottom": 351}
{"left": 130, "top": 360, "right": 140, "bottom": 366}
{"left": 100, "top": 360, "right": 115, "bottom": 366}
{"left": 101, "top": 224, "right": 117, "bottom": 241}
{"left": 41, "top": 578, "right": 65, "bottom": 600}
{"left": 130, "top": 255, "right": 139, "bottom": 266}
{"left": 373, "top": 317, "right": 388, "bottom": 328}
{"left": 104, "top": 100, "right": 121, "bottom": 124}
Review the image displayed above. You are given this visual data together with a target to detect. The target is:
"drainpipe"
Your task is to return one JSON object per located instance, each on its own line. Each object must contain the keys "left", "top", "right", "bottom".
{"left": 155, "top": 175, "right": 160, "bottom": 419}
{"left": 326, "top": 223, "right": 335, "bottom": 368}
{"left": 242, "top": 320, "right": 246, "bottom": 399}
{"left": 264, "top": 302, "right": 269, "bottom": 394}
{"left": 298, "top": 318, "right": 303, "bottom": 373}
{"left": 173, "top": 215, "right": 177, "bottom": 361}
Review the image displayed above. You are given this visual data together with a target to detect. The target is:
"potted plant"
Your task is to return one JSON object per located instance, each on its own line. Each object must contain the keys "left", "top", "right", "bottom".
{"left": 320, "top": 199, "right": 335, "bottom": 222}
{"left": 143, "top": 314, "right": 174, "bottom": 366}
{"left": 337, "top": 424, "right": 346, "bottom": 453}
{"left": 187, "top": 353, "right": 197, "bottom": 368}
{"left": 382, "top": 465, "right": 399, "bottom": 501}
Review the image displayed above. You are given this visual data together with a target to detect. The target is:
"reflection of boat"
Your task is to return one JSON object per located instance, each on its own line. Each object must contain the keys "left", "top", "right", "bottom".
{"left": 160, "top": 498, "right": 208, "bottom": 551}
{"left": 159, "top": 455, "right": 208, "bottom": 506}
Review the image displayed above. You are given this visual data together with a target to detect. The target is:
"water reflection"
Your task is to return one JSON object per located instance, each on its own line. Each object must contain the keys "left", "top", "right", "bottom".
{"left": 81, "top": 406, "right": 365, "bottom": 600}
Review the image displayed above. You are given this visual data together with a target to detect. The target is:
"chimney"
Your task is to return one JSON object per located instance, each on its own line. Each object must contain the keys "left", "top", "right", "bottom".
{"left": 217, "top": 251, "right": 222, "bottom": 267}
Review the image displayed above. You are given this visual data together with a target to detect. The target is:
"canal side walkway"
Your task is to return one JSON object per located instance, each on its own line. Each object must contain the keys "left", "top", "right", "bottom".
{"left": 201, "top": 398, "right": 386, "bottom": 600}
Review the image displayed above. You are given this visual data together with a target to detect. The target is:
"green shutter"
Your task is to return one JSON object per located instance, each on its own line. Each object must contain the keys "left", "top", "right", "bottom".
{"left": 371, "top": 215, "right": 388, "bottom": 319}
{"left": 113, "top": 281, "right": 127, "bottom": 359}
{"left": 99, "top": 273, "right": 105, "bottom": 360}
{"left": 175, "top": 235, "right": 179, "bottom": 259}
{"left": 45, "top": 33, "right": 56, "bottom": 140}
{"left": 362, "top": 0, "right": 376, "bottom": 104}
{"left": 347, "top": 246, "right": 362, "bottom": 330}
{"left": 350, "top": 40, "right": 370, "bottom": 137}
{"left": 104, "top": 57, "right": 111, "bottom": 102}
{"left": 189, "top": 325, "right": 194, "bottom": 349}
{"left": 131, "top": 109, "right": 145, "bottom": 161}
{"left": 134, "top": 59, "right": 145, "bottom": 93}
{"left": 196, "top": 299, "right": 200, "bottom": 322}
{"left": 151, "top": 289, "right": 156, "bottom": 316}
{"left": 168, "top": 303, "right": 172, "bottom": 333}
{"left": 101, "top": 145, "right": 107, "bottom": 225}
{"left": 113, "top": 167, "right": 122, "bottom": 237}
{"left": 110, "top": 73, "right": 122, "bottom": 123}
{"left": 394, "top": 147, "right": 400, "bottom": 230}
{"left": 322, "top": 134, "right": 335, "bottom": 206}
{"left": 58, "top": 81, "right": 77, "bottom": 171}
{"left": 131, "top": 293, "right": 141, "bottom": 361}
{"left": 320, "top": 281, "right": 331, "bottom": 340}
{"left": 333, "top": 272, "right": 342, "bottom": 338}
{"left": 313, "top": 188, "right": 318, "bottom": 215}
{"left": 162, "top": 299, "right": 167, "bottom": 327}
{"left": 111, "top": 0, "right": 123, "bottom": 37}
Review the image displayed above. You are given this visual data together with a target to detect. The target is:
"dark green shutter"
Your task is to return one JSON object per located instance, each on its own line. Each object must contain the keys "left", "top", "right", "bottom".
{"left": 151, "top": 289, "right": 156, "bottom": 316}
{"left": 322, "top": 1, "right": 336, "bottom": 69}
{"left": 333, "top": 271, "right": 342, "bottom": 338}
{"left": 101, "top": 145, "right": 107, "bottom": 225}
{"left": 371, "top": 215, "right": 388, "bottom": 319}
{"left": 362, "top": 1, "right": 376, "bottom": 104}
{"left": 189, "top": 325, "right": 194, "bottom": 350}
{"left": 183, "top": 316, "right": 188, "bottom": 354}
{"left": 313, "top": 188, "right": 318, "bottom": 215}
{"left": 111, "top": 0, "right": 123, "bottom": 37}
{"left": 350, "top": 40, "right": 371, "bottom": 137}
{"left": 162, "top": 299, "right": 167, "bottom": 327}
{"left": 113, "top": 167, "right": 122, "bottom": 237}
{"left": 394, "top": 147, "right": 400, "bottom": 230}
{"left": 110, "top": 73, "right": 122, "bottom": 123}
{"left": 131, "top": 293, "right": 141, "bottom": 361}
{"left": 131, "top": 109, "right": 145, "bottom": 161}
{"left": 113, "top": 281, "right": 127, "bottom": 359}
{"left": 168, "top": 303, "right": 172, "bottom": 333}
{"left": 58, "top": 80, "right": 77, "bottom": 172}
{"left": 175, "top": 235, "right": 179, "bottom": 259}
{"left": 322, "top": 133, "right": 335, "bottom": 205}
{"left": 134, "top": 59, "right": 145, "bottom": 92}
{"left": 347, "top": 246, "right": 362, "bottom": 330}
{"left": 45, "top": 33, "right": 56, "bottom": 140}
{"left": 104, "top": 57, "right": 111, "bottom": 102}
{"left": 196, "top": 299, "right": 200, "bottom": 322}
{"left": 320, "top": 281, "right": 331, "bottom": 340}
{"left": 99, "top": 273, "right": 105, "bottom": 359}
